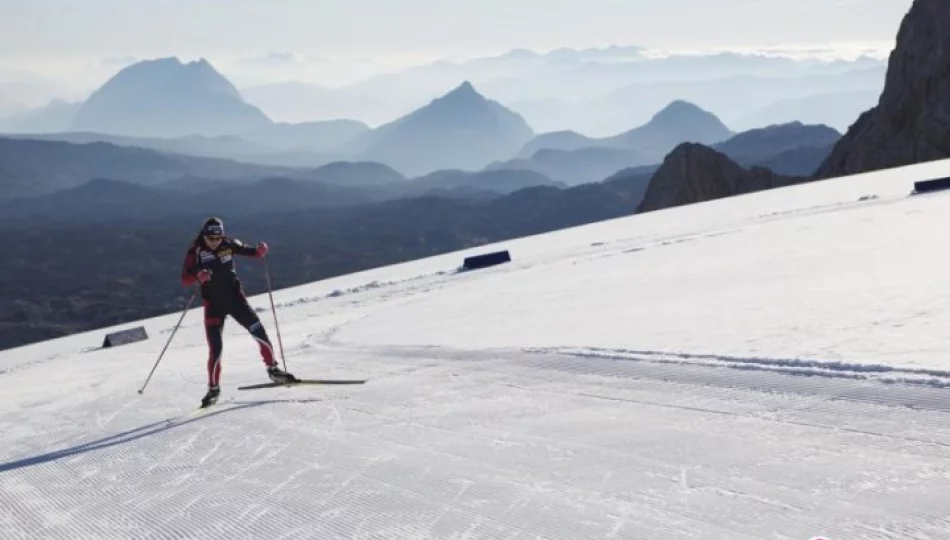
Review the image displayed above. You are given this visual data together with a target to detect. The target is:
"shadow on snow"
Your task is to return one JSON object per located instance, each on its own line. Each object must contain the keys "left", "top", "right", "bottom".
{"left": 0, "top": 398, "right": 328, "bottom": 474}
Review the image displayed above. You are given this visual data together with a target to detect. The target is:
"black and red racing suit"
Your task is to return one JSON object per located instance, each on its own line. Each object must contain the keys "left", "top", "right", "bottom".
{"left": 181, "top": 236, "right": 276, "bottom": 387}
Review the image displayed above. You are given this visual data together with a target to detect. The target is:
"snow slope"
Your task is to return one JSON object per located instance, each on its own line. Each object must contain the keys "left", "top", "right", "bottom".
{"left": 4, "top": 159, "right": 950, "bottom": 539}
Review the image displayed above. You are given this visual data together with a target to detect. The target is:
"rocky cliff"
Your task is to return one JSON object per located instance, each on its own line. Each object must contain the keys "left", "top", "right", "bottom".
{"left": 637, "top": 143, "right": 803, "bottom": 213}
{"left": 815, "top": 0, "right": 950, "bottom": 178}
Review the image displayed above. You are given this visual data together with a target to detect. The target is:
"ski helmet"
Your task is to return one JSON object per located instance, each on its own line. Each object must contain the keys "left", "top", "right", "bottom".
{"left": 202, "top": 216, "right": 224, "bottom": 237}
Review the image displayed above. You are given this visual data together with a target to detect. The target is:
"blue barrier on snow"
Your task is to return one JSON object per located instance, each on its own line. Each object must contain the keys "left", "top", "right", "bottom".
{"left": 462, "top": 250, "right": 511, "bottom": 271}
{"left": 914, "top": 177, "right": 950, "bottom": 194}
{"left": 102, "top": 326, "right": 149, "bottom": 348}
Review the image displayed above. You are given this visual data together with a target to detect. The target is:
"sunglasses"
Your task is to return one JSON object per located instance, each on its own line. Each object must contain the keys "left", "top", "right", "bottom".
{"left": 204, "top": 235, "right": 223, "bottom": 242}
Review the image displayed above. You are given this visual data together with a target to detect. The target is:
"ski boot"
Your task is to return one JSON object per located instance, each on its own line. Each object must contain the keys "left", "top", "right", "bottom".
{"left": 267, "top": 364, "right": 298, "bottom": 384}
{"left": 201, "top": 385, "right": 220, "bottom": 408}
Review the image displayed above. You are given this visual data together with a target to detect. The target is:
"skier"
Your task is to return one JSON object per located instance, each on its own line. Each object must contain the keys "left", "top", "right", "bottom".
{"left": 181, "top": 216, "right": 296, "bottom": 407}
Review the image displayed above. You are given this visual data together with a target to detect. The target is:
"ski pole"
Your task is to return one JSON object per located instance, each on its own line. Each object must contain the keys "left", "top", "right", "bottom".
{"left": 263, "top": 257, "right": 287, "bottom": 371}
{"left": 137, "top": 289, "right": 197, "bottom": 394}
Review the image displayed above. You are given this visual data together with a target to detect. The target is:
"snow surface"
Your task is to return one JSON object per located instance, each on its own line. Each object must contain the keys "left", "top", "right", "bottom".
{"left": 4, "top": 159, "right": 950, "bottom": 539}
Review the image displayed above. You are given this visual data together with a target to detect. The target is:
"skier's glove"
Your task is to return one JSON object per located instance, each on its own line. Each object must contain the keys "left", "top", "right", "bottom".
{"left": 196, "top": 269, "right": 212, "bottom": 284}
{"left": 255, "top": 241, "right": 269, "bottom": 258}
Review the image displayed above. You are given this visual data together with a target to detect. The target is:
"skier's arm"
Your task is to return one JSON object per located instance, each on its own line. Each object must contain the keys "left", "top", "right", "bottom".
{"left": 181, "top": 247, "right": 201, "bottom": 286}
{"left": 230, "top": 238, "right": 269, "bottom": 258}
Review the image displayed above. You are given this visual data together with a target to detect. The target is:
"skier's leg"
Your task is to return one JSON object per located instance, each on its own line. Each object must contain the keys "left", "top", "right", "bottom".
{"left": 204, "top": 300, "right": 226, "bottom": 388}
{"left": 231, "top": 289, "right": 295, "bottom": 383}
{"left": 230, "top": 289, "right": 276, "bottom": 367}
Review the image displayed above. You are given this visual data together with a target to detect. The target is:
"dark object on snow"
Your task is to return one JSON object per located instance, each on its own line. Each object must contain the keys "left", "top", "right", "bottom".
{"left": 239, "top": 379, "right": 368, "bottom": 390}
{"left": 462, "top": 250, "right": 511, "bottom": 271}
{"left": 102, "top": 326, "right": 149, "bottom": 347}
{"left": 913, "top": 177, "right": 950, "bottom": 194}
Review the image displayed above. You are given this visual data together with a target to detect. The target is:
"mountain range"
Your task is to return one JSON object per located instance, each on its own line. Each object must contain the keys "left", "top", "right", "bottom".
{"left": 3, "top": 46, "right": 885, "bottom": 135}
{"left": 236, "top": 47, "right": 885, "bottom": 132}
{"left": 515, "top": 100, "right": 733, "bottom": 161}
{"left": 0, "top": 108, "right": 838, "bottom": 202}
{"left": 237, "top": 50, "right": 886, "bottom": 134}
{"left": 0, "top": 54, "right": 847, "bottom": 185}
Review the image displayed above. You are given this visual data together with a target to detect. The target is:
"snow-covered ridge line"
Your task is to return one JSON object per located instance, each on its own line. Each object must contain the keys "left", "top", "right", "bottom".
{"left": 528, "top": 346, "right": 950, "bottom": 388}
{"left": 254, "top": 270, "right": 452, "bottom": 312}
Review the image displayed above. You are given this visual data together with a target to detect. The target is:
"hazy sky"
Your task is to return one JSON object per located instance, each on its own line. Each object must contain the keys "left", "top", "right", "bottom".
{"left": 0, "top": 0, "right": 913, "bottom": 92}
{"left": 1, "top": 0, "right": 912, "bottom": 57}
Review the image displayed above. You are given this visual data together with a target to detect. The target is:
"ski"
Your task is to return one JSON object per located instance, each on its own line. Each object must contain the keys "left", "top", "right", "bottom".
{"left": 166, "top": 399, "right": 230, "bottom": 426}
{"left": 238, "top": 379, "right": 367, "bottom": 391}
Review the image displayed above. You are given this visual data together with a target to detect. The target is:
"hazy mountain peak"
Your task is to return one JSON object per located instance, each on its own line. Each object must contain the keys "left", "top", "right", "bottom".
{"left": 602, "top": 100, "right": 732, "bottom": 160}
{"left": 352, "top": 81, "right": 534, "bottom": 176}
{"left": 438, "top": 81, "right": 483, "bottom": 104}
{"left": 80, "top": 56, "right": 239, "bottom": 101}
{"left": 648, "top": 100, "right": 716, "bottom": 125}
{"left": 721, "top": 121, "right": 842, "bottom": 142}
{"left": 111, "top": 57, "right": 239, "bottom": 99}
{"left": 711, "top": 121, "right": 841, "bottom": 176}
{"left": 640, "top": 100, "right": 731, "bottom": 137}
{"left": 501, "top": 49, "right": 538, "bottom": 59}
{"left": 515, "top": 130, "right": 595, "bottom": 158}
{"left": 68, "top": 57, "right": 272, "bottom": 138}
{"left": 514, "top": 100, "right": 732, "bottom": 167}
{"left": 402, "top": 81, "right": 514, "bottom": 123}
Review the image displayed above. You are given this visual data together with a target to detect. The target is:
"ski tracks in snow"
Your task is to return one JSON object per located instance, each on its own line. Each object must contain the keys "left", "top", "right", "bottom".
{"left": 4, "top": 338, "right": 950, "bottom": 539}
{"left": 288, "top": 341, "right": 950, "bottom": 539}
{"left": 523, "top": 346, "right": 950, "bottom": 411}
